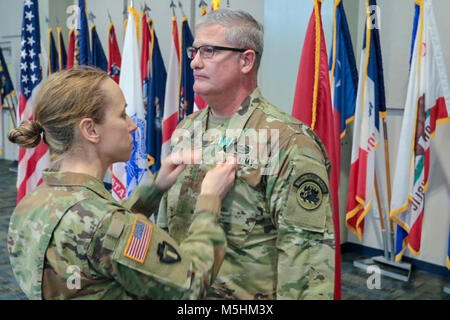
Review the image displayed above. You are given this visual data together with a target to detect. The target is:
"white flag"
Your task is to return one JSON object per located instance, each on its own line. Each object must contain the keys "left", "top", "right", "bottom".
{"left": 111, "top": 6, "right": 148, "bottom": 200}
{"left": 390, "top": 0, "right": 450, "bottom": 261}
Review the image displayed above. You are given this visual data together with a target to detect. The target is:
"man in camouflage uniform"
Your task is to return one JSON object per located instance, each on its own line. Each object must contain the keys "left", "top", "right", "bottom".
{"left": 8, "top": 168, "right": 228, "bottom": 300}
{"left": 157, "top": 9, "right": 335, "bottom": 299}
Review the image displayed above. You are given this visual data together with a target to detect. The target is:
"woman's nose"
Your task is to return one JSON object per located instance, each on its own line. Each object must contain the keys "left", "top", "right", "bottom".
{"left": 128, "top": 116, "right": 137, "bottom": 133}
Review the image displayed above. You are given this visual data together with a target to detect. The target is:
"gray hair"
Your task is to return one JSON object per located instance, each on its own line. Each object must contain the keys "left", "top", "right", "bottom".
{"left": 196, "top": 9, "right": 264, "bottom": 75}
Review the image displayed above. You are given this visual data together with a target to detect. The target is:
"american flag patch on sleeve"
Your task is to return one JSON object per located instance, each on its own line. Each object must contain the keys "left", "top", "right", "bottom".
{"left": 123, "top": 218, "right": 153, "bottom": 264}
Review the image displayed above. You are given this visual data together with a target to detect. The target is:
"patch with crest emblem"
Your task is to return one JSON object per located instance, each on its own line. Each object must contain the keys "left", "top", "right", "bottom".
{"left": 293, "top": 173, "right": 328, "bottom": 211}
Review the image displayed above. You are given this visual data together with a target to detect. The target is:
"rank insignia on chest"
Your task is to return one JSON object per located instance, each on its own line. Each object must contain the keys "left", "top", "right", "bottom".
{"left": 293, "top": 173, "right": 328, "bottom": 211}
{"left": 123, "top": 219, "right": 153, "bottom": 264}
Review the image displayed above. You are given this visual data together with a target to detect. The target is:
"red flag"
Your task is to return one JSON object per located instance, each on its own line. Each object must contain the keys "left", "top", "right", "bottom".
{"left": 291, "top": 0, "right": 341, "bottom": 300}
{"left": 67, "top": 29, "right": 75, "bottom": 69}
{"left": 141, "top": 12, "right": 152, "bottom": 87}
{"left": 161, "top": 17, "right": 180, "bottom": 160}
{"left": 107, "top": 23, "right": 121, "bottom": 84}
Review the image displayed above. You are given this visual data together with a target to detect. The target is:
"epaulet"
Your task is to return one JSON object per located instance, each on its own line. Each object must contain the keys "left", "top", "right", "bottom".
{"left": 256, "top": 96, "right": 304, "bottom": 126}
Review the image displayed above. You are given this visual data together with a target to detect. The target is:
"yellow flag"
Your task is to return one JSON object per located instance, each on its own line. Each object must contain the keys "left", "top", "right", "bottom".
{"left": 211, "top": 0, "right": 221, "bottom": 11}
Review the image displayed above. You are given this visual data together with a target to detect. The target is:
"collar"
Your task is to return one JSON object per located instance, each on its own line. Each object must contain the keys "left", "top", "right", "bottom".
{"left": 193, "top": 87, "right": 264, "bottom": 133}
{"left": 42, "top": 169, "right": 115, "bottom": 202}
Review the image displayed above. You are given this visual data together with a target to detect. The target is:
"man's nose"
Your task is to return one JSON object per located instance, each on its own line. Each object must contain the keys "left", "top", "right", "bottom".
{"left": 190, "top": 51, "right": 203, "bottom": 69}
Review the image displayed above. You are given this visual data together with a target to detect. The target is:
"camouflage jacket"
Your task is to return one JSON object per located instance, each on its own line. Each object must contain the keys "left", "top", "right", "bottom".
{"left": 8, "top": 170, "right": 226, "bottom": 300}
{"left": 157, "top": 88, "right": 335, "bottom": 299}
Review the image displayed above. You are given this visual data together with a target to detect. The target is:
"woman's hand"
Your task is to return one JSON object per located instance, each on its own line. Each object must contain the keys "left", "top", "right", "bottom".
{"left": 201, "top": 158, "right": 237, "bottom": 200}
{"left": 154, "top": 152, "right": 191, "bottom": 191}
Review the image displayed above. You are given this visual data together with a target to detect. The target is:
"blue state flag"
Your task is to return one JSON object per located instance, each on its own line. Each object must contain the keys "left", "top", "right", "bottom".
{"left": 48, "top": 29, "right": 59, "bottom": 74}
{"left": 0, "top": 47, "right": 15, "bottom": 104}
{"left": 329, "top": 0, "right": 358, "bottom": 139}
{"left": 89, "top": 25, "right": 108, "bottom": 71}
{"left": 179, "top": 17, "right": 194, "bottom": 122}
{"left": 75, "top": 0, "right": 90, "bottom": 66}
{"left": 57, "top": 27, "right": 67, "bottom": 70}
{"left": 146, "top": 21, "right": 166, "bottom": 174}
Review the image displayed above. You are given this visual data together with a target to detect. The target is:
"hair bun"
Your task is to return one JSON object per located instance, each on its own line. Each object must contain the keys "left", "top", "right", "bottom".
{"left": 8, "top": 120, "right": 44, "bottom": 148}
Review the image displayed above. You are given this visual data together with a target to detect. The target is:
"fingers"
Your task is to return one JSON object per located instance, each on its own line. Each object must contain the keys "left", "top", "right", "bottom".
{"left": 167, "top": 150, "right": 202, "bottom": 166}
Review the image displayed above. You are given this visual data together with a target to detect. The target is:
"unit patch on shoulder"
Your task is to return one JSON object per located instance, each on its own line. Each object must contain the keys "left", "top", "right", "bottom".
{"left": 293, "top": 173, "right": 328, "bottom": 211}
{"left": 123, "top": 218, "right": 153, "bottom": 264}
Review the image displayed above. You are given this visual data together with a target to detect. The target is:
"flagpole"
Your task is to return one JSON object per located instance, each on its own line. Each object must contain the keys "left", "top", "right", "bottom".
{"left": 374, "top": 174, "right": 389, "bottom": 260}
{"left": 381, "top": 117, "right": 395, "bottom": 260}
{"left": 7, "top": 96, "right": 17, "bottom": 127}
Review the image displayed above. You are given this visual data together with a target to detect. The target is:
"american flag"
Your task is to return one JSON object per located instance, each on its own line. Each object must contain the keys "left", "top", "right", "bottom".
{"left": 17, "top": 0, "right": 49, "bottom": 203}
{"left": 124, "top": 219, "right": 152, "bottom": 264}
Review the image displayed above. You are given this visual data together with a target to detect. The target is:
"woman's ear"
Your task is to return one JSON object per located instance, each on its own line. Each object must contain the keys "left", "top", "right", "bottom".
{"left": 240, "top": 50, "right": 257, "bottom": 75}
{"left": 78, "top": 118, "right": 100, "bottom": 144}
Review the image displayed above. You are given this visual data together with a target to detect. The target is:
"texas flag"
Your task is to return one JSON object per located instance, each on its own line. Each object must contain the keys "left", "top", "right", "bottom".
{"left": 346, "top": 0, "right": 389, "bottom": 244}
{"left": 390, "top": 0, "right": 450, "bottom": 261}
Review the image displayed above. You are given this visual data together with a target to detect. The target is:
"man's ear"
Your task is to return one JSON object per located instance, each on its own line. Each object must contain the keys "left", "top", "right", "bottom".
{"left": 78, "top": 118, "right": 100, "bottom": 144}
{"left": 240, "top": 50, "right": 257, "bottom": 75}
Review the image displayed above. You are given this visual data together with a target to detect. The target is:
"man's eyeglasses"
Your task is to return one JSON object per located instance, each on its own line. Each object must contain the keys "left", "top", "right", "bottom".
{"left": 186, "top": 45, "right": 256, "bottom": 60}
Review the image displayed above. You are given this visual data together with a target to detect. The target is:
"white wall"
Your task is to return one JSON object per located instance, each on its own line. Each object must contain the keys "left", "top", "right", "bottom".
{"left": 260, "top": 0, "right": 335, "bottom": 114}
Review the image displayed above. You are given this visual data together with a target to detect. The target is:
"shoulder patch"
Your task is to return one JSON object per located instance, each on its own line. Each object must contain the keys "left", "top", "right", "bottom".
{"left": 123, "top": 218, "right": 153, "bottom": 264}
{"left": 294, "top": 173, "right": 328, "bottom": 211}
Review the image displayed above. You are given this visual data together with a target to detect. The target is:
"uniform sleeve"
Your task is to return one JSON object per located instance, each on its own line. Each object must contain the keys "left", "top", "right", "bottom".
{"left": 120, "top": 182, "right": 164, "bottom": 217}
{"left": 267, "top": 133, "right": 335, "bottom": 300}
{"left": 86, "top": 194, "right": 226, "bottom": 300}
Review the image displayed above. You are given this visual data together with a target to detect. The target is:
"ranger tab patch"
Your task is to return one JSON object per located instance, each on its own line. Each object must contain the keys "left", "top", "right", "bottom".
{"left": 124, "top": 218, "right": 153, "bottom": 264}
{"left": 294, "top": 173, "right": 328, "bottom": 211}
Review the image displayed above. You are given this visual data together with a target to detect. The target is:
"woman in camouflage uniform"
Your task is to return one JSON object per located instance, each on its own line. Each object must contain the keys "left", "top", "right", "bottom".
{"left": 7, "top": 67, "right": 235, "bottom": 300}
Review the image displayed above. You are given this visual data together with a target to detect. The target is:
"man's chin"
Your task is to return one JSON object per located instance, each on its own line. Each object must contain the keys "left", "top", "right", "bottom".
{"left": 193, "top": 84, "right": 211, "bottom": 96}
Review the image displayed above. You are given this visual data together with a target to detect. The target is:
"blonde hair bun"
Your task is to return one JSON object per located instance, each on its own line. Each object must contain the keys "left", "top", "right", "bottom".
{"left": 8, "top": 120, "right": 44, "bottom": 148}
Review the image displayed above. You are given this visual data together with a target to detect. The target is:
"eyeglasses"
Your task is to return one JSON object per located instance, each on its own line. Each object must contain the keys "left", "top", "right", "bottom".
{"left": 186, "top": 45, "right": 256, "bottom": 60}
